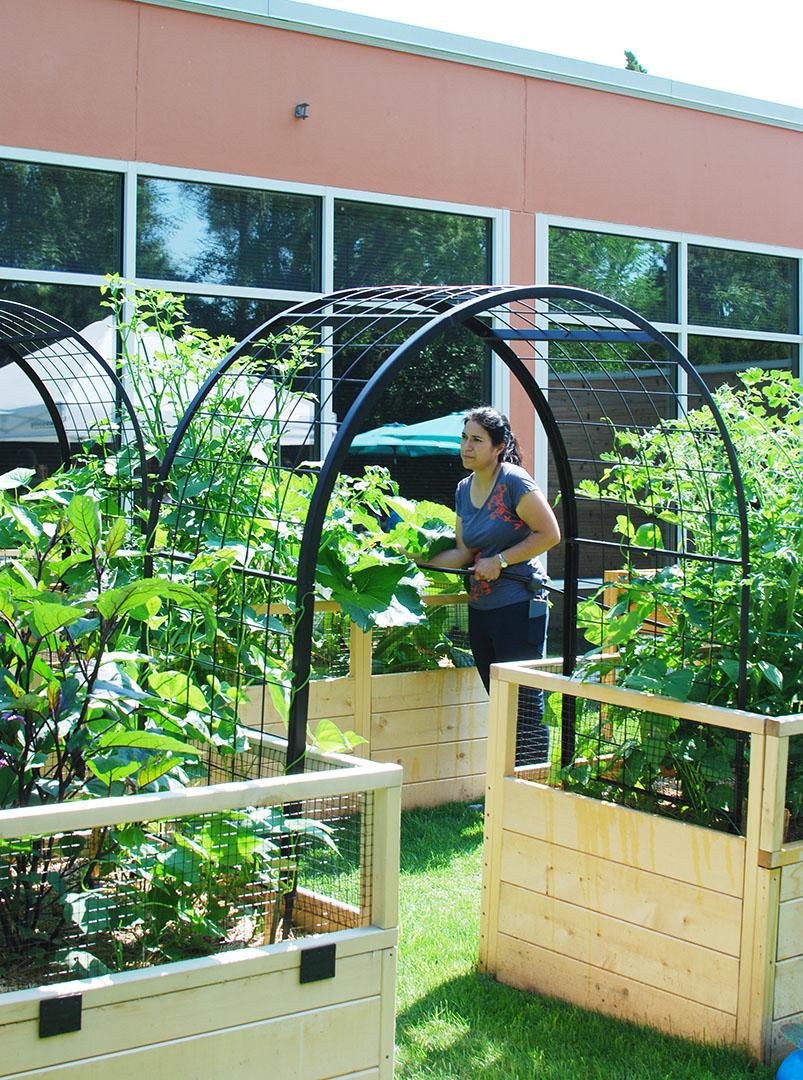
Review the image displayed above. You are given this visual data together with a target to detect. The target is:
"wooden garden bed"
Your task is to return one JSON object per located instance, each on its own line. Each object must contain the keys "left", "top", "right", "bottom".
{"left": 0, "top": 741, "right": 402, "bottom": 1080}
{"left": 243, "top": 596, "right": 489, "bottom": 808}
{"left": 479, "top": 659, "right": 803, "bottom": 1065}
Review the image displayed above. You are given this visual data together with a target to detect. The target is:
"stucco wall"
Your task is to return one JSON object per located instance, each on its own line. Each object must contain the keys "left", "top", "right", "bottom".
{"left": 3, "top": 0, "right": 801, "bottom": 259}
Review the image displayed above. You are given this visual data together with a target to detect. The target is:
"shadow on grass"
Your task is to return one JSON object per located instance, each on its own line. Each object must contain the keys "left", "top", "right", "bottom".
{"left": 399, "top": 799, "right": 485, "bottom": 873}
{"left": 396, "top": 969, "right": 773, "bottom": 1080}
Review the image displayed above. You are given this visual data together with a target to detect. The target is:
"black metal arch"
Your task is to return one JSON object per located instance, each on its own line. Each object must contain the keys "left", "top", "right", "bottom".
{"left": 148, "top": 284, "right": 750, "bottom": 775}
{"left": 0, "top": 301, "right": 148, "bottom": 509}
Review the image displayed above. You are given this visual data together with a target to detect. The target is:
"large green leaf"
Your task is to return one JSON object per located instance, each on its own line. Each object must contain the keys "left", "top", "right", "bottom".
{"left": 103, "top": 517, "right": 127, "bottom": 558}
{"left": 5, "top": 503, "right": 41, "bottom": 543}
{"left": 330, "top": 562, "right": 424, "bottom": 632}
{"left": 68, "top": 494, "right": 101, "bottom": 553}
{"left": 63, "top": 890, "right": 119, "bottom": 934}
{"left": 95, "top": 730, "right": 198, "bottom": 756}
{"left": 148, "top": 670, "right": 208, "bottom": 711}
{"left": 29, "top": 600, "right": 85, "bottom": 638}
{"left": 96, "top": 580, "right": 215, "bottom": 639}
{"left": 0, "top": 468, "right": 35, "bottom": 491}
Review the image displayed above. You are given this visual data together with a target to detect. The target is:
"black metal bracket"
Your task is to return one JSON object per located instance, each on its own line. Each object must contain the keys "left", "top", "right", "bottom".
{"left": 39, "top": 995, "right": 82, "bottom": 1038}
{"left": 300, "top": 943, "right": 336, "bottom": 983}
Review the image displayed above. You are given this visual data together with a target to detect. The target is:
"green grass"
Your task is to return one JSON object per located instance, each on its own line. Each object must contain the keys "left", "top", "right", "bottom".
{"left": 395, "top": 802, "right": 774, "bottom": 1080}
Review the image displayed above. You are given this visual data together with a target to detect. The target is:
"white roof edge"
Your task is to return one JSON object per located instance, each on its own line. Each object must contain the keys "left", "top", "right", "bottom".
{"left": 133, "top": 0, "right": 803, "bottom": 132}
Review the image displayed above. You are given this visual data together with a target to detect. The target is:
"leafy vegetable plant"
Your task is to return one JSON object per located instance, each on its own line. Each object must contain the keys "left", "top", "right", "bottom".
{"left": 571, "top": 369, "right": 803, "bottom": 831}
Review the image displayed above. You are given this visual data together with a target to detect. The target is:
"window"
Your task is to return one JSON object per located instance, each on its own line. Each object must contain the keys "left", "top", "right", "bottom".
{"left": 137, "top": 177, "right": 321, "bottom": 292}
{"left": 549, "top": 227, "right": 677, "bottom": 323}
{"left": 688, "top": 335, "right": 796, "bottom": 395}
{"left": 0, "top": 281, "right": 105, "bottom": 331}
{"left": 545, "top": 219, "right": 802, "bottom": 392}
{"left": 0, "top": 159, "right": 122, "bottom": 275}
{"left": 688, "top": 246, "right": 798, "bottom": 334}
{"left": 0, "top": 152, "right": 500, "bottom": 459}
{"left": 334, "top": 200, "right": 491, "bottom": 288}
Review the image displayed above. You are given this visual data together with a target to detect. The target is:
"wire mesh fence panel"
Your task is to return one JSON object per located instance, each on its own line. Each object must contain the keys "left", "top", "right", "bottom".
{"left": 371, "top": 598, "right": 473, "bottom": 674}
{"left": 786, "top": 731, "right": 803, "bottom": 844}
{"left": 0, "top": 780, "right": 373, "bottom": 993}
{"left": 531, "top": 686, "right": 748, "bottom": 834}
{"left": 310, "top": 609, "right": 352, "bottom": 679}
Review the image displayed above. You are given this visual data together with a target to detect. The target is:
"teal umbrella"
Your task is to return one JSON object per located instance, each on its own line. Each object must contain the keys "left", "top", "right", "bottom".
{"left": 349, "top": 411, "right": 465, "bottom": 457}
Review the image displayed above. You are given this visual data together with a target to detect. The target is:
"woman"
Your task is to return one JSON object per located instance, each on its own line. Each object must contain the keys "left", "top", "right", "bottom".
{"left": 424, "top": 407, "right": 560, "bottom": 765}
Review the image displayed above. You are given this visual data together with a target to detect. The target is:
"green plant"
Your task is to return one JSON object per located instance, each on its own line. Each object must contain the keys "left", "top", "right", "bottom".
{"left": 87, "top": 283, "right": 457, "bottom": 729}
{"left": 572, "top": 369, "right": 803, "bottom": 828}
{"left": 0, "top": 477, "right": 352, "bottom": 979}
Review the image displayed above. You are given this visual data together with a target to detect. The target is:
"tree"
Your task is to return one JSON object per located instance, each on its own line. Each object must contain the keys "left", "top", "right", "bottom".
{"left": 624, "top": 50, "right": 648, "bottom": 73}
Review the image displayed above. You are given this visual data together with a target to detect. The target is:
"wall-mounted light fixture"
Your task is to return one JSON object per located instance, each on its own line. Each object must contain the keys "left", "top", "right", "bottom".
{"left": 294, "top": 102, "right": 310, "bottom": 120}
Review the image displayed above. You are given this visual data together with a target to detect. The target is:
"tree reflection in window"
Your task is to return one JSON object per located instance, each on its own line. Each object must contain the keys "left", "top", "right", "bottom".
{"left": 136, "top": 177, "right": 321, "bottom": 292}
{"left": 334, "top": 200, "right": 491, "bottom": 288}
{"left": 549, "top": 227, "right": 677, "bottom": 324}
{"left": 688, "top": 246, "right": 798, "bottom": 334}
{"left": 0, "top": 160, "right": 122, "bottom": 275}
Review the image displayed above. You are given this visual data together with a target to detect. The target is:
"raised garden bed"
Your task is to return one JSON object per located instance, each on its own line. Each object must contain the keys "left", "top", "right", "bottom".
{"left": 480, "top": 659, "right": 803, "bottom": 1066}
{"left": 0, "top": 735, "right": 401, "bottom": 1080}
{"left": 243, "top": 596, "right": 489, "bottom": 809}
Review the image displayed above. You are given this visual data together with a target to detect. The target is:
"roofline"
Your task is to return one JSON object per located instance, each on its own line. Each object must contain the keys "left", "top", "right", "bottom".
{"left": 133, "top": 0, "right": 803, "bottom": 133}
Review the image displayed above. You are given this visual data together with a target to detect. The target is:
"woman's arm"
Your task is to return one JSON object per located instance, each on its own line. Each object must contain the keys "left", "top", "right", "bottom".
{"left": 473, "top": 488, "right": 560, "bottom": 581}
{"left": 413, "top": 516, "right": 474, "bottom": 569}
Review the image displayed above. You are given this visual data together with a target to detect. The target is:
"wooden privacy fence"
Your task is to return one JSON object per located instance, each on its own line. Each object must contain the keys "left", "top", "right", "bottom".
{"left": 480, "top": 660, "right": 803, "bottom": 1065}
{"left": 242, "top": 594, "right": 490, "bottom": 808}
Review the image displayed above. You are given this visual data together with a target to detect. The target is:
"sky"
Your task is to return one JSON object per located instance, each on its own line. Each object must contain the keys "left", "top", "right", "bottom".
{"left": 316, "top": 0, "right": 803, "bottom": 110}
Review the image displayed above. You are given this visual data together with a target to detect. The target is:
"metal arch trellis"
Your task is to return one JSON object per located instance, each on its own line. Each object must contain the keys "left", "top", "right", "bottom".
{"left": 146, "top": 284, "right": 751, "bottom": 781}
{"left": 0, "top": 300, "right": 149, "bottom": 513}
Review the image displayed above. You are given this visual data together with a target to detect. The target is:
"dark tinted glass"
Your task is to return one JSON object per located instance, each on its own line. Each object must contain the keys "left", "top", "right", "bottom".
{"left": 549, "top": 228, "right": 678, "bottom": 323}
{"left": 688, "top": 246, "right": 798, "bottom": 334}
{"left": 0, "top": 281, "right": 105, "bottom": 331}
{"left": 546, "top": 335, "right": 677, "bottom": 585}
{"left": 688, "top": 335, "right": 797, "bottom": 396}
{"left": 0, "top": 160, "right": 122, "bottom": 274}
{"left": 137, "top": 178, "right": 321, "bottom": 291}
{"left": 182, "top": 294, "right": 288, "bottom": 342}
{"left": 335, "top": 319, "right": 490, "bottom": 504}
{"left": 334, "top": 200, "right": 491, "bottom": 288}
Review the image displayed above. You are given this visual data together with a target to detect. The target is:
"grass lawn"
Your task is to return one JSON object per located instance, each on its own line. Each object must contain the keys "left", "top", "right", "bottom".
{"left": 395, "top": 801, "right": 775, "bottom": 1080}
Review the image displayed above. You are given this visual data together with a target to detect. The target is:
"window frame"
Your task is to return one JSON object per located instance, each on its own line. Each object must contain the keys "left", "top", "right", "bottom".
{"left": 0, "top": 145, "right": 507, "bottom": 454}
{"left": 535, "top": 212, "right": 803, "bottom": 493}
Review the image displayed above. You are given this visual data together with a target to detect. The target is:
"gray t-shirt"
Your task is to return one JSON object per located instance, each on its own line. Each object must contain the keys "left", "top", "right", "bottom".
{"left": 456, "top": 462, "right": 548, "bottom": 610}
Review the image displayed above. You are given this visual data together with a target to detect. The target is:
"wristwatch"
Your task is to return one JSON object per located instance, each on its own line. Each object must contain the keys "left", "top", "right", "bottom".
{"left": 497, "top": 552, "right": 508, "bottom": 570}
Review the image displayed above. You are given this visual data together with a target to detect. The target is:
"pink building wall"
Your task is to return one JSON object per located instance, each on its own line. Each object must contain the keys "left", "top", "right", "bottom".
{"left": 2, "top": 0, "right": 801, "bottom": 462}
{"left": 3, "top": 0, "right": 801, "bottom": 258}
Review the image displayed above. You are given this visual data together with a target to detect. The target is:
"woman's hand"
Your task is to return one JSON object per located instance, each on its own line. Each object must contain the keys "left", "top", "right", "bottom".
{"left": 394, "top": 546, "right": 422, "bottom": 564}
{"left": 472, "top": 554, "right": 503, "bottom": 581}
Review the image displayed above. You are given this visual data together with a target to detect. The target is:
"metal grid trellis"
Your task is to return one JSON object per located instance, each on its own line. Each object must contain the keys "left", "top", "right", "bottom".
{"left": 0, "top": 300, "right": 147, "bottom": 516}
{"left": 144, "top": 285, "right": 751, "bottom": 795}
{"left": 787, "top": 732, "right": 803, "bottom": 844}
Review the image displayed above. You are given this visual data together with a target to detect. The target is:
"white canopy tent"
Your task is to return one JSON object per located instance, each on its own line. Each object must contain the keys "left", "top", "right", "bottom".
{"left": 0, "top": 317, "right": 315, "bottom": 446}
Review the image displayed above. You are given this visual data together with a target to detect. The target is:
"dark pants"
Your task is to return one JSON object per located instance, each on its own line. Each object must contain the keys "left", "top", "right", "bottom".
{"left": 468, "top": 599, "right": 549, "bottom": 767}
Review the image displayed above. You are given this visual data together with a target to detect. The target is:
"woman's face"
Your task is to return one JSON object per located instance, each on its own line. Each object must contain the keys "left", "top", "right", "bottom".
{"left": 460, "top": 420, "right": 502, "bottom": 473}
